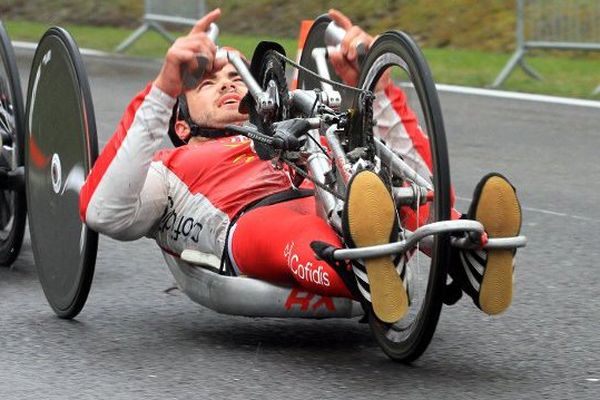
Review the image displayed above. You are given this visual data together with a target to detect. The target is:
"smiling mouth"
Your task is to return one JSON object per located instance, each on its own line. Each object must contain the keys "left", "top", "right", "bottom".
{"left": 219, "top": 95, "right": 241, "bottom": 107}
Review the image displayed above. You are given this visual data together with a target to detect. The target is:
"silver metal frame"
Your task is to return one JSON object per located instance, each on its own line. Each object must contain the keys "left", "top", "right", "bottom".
{"left": 164, "top": 253, "right": 363, "bottom": 318}
{"left": 332, "top": 220, "right": 527, "bottom": 261}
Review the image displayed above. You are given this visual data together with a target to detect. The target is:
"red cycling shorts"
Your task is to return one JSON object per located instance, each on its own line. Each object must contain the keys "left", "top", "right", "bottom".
{"left": 229, "top": 196, "right": 352, "bottom": 299}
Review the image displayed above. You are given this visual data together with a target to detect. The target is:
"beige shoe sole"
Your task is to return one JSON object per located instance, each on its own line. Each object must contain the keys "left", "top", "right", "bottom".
{"left": 347, "top": 171, "right": 408, "bottom": 323}
{"left": 475, "top": 176, "right": 521, "bottom": 315}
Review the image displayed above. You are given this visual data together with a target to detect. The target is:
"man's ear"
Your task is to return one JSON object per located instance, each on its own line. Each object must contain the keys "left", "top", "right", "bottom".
{"left": 175, "top": 120, "right": 192, "bottom": 141}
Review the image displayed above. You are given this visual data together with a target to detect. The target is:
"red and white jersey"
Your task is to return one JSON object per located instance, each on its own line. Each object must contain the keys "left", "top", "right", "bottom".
{"left": 374, "top": 84, "right": 432, "bottom": 181}
{"left": 80, "top": 82, "right": 433, "bottom": 258}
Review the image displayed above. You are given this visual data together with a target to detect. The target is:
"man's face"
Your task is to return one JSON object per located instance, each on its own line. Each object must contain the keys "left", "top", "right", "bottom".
{"left": 184, "top": 63, "right": 248, "bottom": 129}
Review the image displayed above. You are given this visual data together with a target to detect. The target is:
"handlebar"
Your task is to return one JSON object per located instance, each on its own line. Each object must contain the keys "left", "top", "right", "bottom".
{"left": 324, "top": 21, "right": 367, "bottom": 65}
{"left": 226, "top": 118, "right": 319, "bottom": 151}
{"left": 181, "top": 23, "right": 223, "bottom": 89}
{"left": 324, "top": 21, "right": 346, "bottom": 47}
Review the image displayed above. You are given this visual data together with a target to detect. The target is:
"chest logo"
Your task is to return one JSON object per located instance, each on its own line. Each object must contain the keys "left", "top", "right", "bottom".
{"left": 224, "top": 139, "right": 257, "bottom": 164}
{"left": 158, "top": 196, "right": 203, "bottom": 242}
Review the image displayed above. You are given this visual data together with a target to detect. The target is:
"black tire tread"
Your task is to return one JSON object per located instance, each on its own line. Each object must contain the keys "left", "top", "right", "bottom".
{"left": 0, "top": 21, "right": 27, "bottom": 267}
{"left": 357, "top": 31, "right": 452, "bottom": 363}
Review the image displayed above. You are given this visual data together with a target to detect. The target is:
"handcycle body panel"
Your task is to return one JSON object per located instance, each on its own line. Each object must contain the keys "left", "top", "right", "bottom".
{"left": 164, "top": 252, "right": 363, "bottom": 318}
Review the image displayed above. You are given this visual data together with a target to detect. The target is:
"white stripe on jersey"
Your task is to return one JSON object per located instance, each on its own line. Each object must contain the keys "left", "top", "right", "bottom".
{"left": 85, "top": 85, "right": 174, "bottom": 240}
{"left": 153, "top": 163, "right": 231, "bottom": 257}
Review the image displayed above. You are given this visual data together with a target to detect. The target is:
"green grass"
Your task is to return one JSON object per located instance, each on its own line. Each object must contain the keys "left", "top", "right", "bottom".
{"left": 4, "top": 19, "right": 600, "bottom": 99}
{"left": 424, "top": 48, "right": 600, "bottom": 99}
{"left": 3, "top": 19, "right": 297, "bottom": 58}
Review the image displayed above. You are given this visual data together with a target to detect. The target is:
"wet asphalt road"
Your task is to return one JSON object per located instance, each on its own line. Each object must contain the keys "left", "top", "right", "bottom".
{"left": 1, "top": 47, "right": 600, "bottom": 399}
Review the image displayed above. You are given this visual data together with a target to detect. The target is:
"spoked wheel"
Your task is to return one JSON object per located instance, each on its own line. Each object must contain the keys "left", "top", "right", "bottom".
{"left": 355, "top": 31, "right": 451, "bottom": 362}
{"left": 0, "top": 22, "right": 27, "bottom": 266}
{"left": 25, "top": 27, "right": 98, "bottom": 319}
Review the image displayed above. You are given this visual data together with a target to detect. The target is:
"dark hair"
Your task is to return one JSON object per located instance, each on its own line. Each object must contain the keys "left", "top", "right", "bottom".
{"left": 167, "top": 99, "right": 187, "bottom": 147}
{"left": 167, "top": 94, "right": 240, "bottom": 146}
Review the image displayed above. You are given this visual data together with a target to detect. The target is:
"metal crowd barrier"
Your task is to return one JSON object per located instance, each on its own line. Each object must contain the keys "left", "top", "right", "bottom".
{"left": 115, "top": 0, "right": 206, "bottom": 52}
{"left": 492, "top": 0, "right": 600, "bottom": 93}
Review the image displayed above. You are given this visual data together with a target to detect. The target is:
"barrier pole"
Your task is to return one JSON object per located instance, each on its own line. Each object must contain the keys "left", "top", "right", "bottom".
{"left": 492, "top": 0, "right": 526, "bottom": 87}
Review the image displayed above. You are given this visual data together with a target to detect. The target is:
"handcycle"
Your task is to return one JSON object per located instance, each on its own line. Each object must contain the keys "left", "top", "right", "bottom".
{"left": 1, "top": 14, "right": 526, "bottom": 363}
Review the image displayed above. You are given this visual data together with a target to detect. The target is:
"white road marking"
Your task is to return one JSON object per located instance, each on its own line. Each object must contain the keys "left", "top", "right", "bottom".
{"left": 436, "top": 84, "right": 600, "bottom": 109}
{"left": 455, "top": 196, "right": 600, "bottom": 223}
{"left": 13, "top": 40, "right": 138, "bottom": 59}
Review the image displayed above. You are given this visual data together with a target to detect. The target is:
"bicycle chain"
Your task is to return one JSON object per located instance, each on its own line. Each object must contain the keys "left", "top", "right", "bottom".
{"left": 360, "top": 90, "right": 376, "bottom": 158}
{"left": 274, "top": 51, "right": 377, "bottom": 155}
{"left": 273, "top": 51, "right": 368, "bottom": 94}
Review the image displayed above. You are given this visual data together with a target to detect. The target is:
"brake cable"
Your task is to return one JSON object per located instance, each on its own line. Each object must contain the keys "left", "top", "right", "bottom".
{"left": 272, "top": 51, "right": 369, "bottom": 94}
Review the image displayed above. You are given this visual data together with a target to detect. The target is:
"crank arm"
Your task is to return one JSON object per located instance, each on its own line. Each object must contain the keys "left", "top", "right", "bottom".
{"left": 332, "top": 220, "right": 483, "bottom": 261}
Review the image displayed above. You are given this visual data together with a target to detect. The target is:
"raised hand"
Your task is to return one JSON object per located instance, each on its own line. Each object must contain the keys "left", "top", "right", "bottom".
{"left": 154, "top": 8, "right": 226, "bottom": 97}
{"left": 326, "top": 9, "right": 374, "bottom": 87}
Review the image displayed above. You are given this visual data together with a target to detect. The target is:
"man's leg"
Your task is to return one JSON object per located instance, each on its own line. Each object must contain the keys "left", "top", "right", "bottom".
{"left": 449, "top": 173, "right": 522, "bottom": 315}
{"left": 342, "top": 170, "right": 408, "bottom": 323}
{"left": 229, "top": 197, "right": 353, "bottom": 299}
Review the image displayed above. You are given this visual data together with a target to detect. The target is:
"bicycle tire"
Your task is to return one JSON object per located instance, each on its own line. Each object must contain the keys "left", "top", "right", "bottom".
{"left": 356, "top": 31, "right": 451, "bottom": 362}
{"left": 25, "top": 27, "right": 98, "bottom": 319}
{"left": 0, "top": 21, "right": 27, "bottom": 267}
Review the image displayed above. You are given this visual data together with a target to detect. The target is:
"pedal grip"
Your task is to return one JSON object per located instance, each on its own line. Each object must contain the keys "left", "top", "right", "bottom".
{"left": 310, "top": 240, "right": 338, "bottom": 263}
{"left": 182, "top": 54, "right": 209, "bottom": 89}
{"left": 356, "top": 42, "right": 367, "bottom": 66}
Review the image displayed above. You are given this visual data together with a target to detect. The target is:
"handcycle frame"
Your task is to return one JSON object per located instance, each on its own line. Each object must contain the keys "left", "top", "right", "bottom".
{"left": 168, "top": 22, "right": 527, "bottom": 319}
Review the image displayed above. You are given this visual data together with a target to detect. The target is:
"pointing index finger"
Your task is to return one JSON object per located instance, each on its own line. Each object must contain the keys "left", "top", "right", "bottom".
{"left": 190, "top": 8, "right": 221, "bottom": 34}
{"left": 328, "top": 9, "right": 353, "bottom": 30}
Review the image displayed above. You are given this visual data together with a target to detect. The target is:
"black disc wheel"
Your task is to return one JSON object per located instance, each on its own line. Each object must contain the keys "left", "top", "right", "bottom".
{"left": 296, "top": 14, "right": 355, "bottom": 108}
{"left": 356, "top": 31, "right": 451, "bottom": 362}
{"left": 297, "top": 15, "right": 336, "bottom": 89}
{"left": 25, "top": 27, "right": 98, "bottom": 319}
{"left": 0, "top": 22, "right": 27, "bottom": 266}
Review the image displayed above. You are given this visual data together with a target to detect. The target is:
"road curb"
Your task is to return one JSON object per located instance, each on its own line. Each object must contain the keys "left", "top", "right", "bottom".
{"left": 12, "top": 40, "right": 600, "bottom": 109}
{"left": 12, "top": 40, "right": 162, "bottom": 65}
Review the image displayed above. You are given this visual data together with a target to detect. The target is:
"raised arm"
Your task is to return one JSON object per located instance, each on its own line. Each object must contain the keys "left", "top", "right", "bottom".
{"left": 80, "top": 9, "right": 224, "bottom": 240}
{"left": 79, "top": 84, "right": 174, "bottom": 240}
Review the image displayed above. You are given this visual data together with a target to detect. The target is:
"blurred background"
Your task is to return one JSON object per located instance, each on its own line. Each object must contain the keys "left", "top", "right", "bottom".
{"left": 2, "top": 0, "right": 599, "bottom": 97}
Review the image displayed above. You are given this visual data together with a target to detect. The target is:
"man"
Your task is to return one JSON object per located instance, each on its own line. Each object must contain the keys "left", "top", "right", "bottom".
{"left": 80, "top": 9, "right": 522, "bottom": 322}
